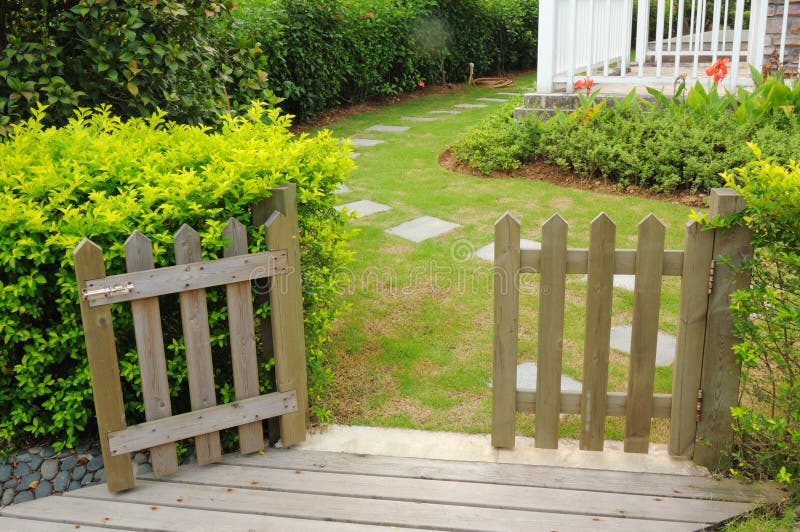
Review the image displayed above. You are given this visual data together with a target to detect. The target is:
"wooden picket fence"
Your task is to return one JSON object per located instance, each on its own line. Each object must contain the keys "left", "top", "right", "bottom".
{"left": 492, "top": 188, "right": 752, "bottom": 467}
{"left": 74, "top": 184, "right": 307, "bottom": 492}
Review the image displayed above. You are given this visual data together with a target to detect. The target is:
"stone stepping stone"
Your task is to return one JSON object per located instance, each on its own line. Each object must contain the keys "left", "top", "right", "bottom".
{"left": 609, "top": 325, "right": 677, "bottom": 366}
{"left": 366, "top": 125, "right": 409, "bottom": 133}
{"left": 477, "top": 97, "right": 508, "bottom": 103}
{"left": 349, "top": 138, "right": 385, "bottom": 147}
{"left": 454, "top": 103, "right": 488, "bottom": 109}
{"left": 497, "top": 92, "right": 522, "bottom": 96}
{"left": 489, "top": 362, "right": 582, "bottom": 392}
{"left": 350, "top": 152, "right": 361, "bottom": 159}
{"left": 386, "top": 216, "right": 461, "bottom": 243}
{"left": 401, "top": 116, "right": 439, "bottom": 122}
{"left": 429, "top": 110, "right": 461, "bottom": 115}
{"left": 334, "top": 200, "right": 391, "bottom": 218}
{"left": 333, "top": 184, "right": 351, "bottom": 195}
{"left": 475, "top": 239, "right": 541, "bottom": 261}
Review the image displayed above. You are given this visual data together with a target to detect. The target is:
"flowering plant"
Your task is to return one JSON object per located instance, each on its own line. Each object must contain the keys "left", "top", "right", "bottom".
{"left": 573, "top": 77, "right": 594, "bottom": 96}
{"left": 705, "top": 57, "right": 730, "bottom": 83}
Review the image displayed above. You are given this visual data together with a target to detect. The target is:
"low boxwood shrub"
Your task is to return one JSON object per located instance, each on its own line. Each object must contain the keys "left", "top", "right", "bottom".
{"left": 0, "top": 102, "right": 352, "bottom": 451}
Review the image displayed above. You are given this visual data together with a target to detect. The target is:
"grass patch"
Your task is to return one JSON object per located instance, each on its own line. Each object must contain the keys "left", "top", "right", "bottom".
{"left": 313, "top": 72, "right": 696, "bottom": 442}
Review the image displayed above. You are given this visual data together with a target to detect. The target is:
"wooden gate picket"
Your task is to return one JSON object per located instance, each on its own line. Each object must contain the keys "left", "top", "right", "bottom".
{"left": 491, "top": 188, "right": 752, "bottom": 467}
{"left": 74, "top": 186, "right": 307, "bottom": 492}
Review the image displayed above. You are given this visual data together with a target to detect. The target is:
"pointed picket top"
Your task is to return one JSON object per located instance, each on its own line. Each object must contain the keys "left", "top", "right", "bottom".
{"left": 174, "top": 224, "right": 201, "bottom": 264}
{"left": 638, "top": 213, "right": 666, "bottom": 232}
{"left": 264, "top": 210, "right": 291, "bottom": 250}
{"left": 495, "top": 211, "right": 521, "bottom": 228}
{"left": 590, "top": 211, "right": 616, "bottom": 229}
{"left": 124, "top": 231, "right": 155, "bottom": 271}
{"left": 223, "top": 218, "right": 248, "bottom": 257}
{"left": 543, "top": 212, "right": 568, "bottom": 231}
{"left": 73, "top": 237, "right": 103, "bottom": 261}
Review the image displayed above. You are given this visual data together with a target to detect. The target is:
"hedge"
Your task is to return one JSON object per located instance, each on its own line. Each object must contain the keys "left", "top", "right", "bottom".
{"left": 0, "top": 103, "right": 352, "bottom": 450}
{"left": 1, "top": 0, "right": 538, "bottom": 129}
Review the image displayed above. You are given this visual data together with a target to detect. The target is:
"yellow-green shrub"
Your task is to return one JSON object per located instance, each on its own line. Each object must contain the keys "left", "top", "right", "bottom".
{"left": 0, "top": 102, "right": 352, "bottom": 450}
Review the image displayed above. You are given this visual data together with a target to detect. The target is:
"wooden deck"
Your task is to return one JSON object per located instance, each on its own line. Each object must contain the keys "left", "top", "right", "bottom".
{"left": 0, "top": 449, "right": 782, "bottom": 531}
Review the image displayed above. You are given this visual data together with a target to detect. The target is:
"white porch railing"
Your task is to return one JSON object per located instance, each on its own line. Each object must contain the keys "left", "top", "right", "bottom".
{"left": 537, "top": 0, "right": 781, "bottom": 93}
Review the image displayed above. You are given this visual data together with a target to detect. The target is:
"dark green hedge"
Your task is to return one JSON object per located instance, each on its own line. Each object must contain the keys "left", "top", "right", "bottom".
{"left": 1, "top": 0, "right": 538, "bottom": 128}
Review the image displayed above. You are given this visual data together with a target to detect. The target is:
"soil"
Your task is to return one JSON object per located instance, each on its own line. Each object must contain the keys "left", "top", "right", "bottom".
{"left": 438, "top": 149, "right": 709, "bottom": 208}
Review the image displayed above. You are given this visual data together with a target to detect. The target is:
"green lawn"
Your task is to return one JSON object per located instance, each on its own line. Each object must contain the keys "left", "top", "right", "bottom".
{"left": 314, "top": 72, "right": 696, "bottom": 442}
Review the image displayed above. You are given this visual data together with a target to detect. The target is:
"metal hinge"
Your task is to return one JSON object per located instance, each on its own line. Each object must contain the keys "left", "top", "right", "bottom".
{"left": 695, "top": 389, "right": 704, "bottom": 422}
{"left": 82, "top": 281, "right": 134, "bottom": 302}
{"left": 706, "top": 259, "right": 716, "bottom": 295}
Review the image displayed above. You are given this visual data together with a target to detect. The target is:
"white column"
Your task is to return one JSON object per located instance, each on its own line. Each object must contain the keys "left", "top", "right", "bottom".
{"left": 636, "top": 0, "right": 651, "bottom": 76}
{"left": 538, "top": 0, "right": 556, "bottom": 92}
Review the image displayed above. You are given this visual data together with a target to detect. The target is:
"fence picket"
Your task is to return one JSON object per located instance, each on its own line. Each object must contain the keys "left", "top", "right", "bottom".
{"left": 580, "top": 213, "right": 616, "bottom": 451}
{"left": 492, "top": 213, "right": 521, "bottom": 448}
{"left": 669, "top": 221, "right": 714, "bottom": 457}
{"left": 174, "top": 224, "right": 222, "bottom": 465}
{"left": 223, "top": 218, "right": 265, "bottom": 455}
{"left": 124, "top": 231, "right": 179, "bottom": 477}
{"left": 535, "top": 214, "right": 568, "bottom": 449}
{"left": 73, "top": 239, "right": 135, "bottom": 492}
{"left": 624, "top": 214, "right": 666, "bottom": 453}
{"left": 265, "top": 211, "right": 308, "bottom": 447}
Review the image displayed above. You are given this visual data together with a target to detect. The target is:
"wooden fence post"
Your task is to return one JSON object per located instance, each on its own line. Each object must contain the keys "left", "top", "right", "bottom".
{"left": 492, "top": 213, "right": 521, "bottom": 449}
{"left": 694, "top": 188, "right": 751, "bottom": 469}
{"left": 253, "top": 183, "right": 301, "bottom": 445}
{"left": 73, "top": 239, "right": 135, "bottom": 492}
{"left": 535, "top": 214, "right": 568, "bottom": 450}
{"left": 669, "top": 221, "right": 714, "bottom": 457}
{"left": 124, "top": 232, "right": 179, "bottom": 477}
{"left": 265, "top": 209, "right": 308, "bottom": 447}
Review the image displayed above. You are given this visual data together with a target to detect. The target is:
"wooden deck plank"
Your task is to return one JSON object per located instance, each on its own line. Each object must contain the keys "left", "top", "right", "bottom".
{"left": 0, "top": 516, "right": 110, "bottom": 531}
{"left": 0, "top": 496, "right": 410, "bottom": 532}
{"left": 162, "top": 462, "right": 755, "bottom": 524}
{"left": 66, "top": 480, "right": 703, "bottom": 532}
{"left": 227, "top": 450, "right": 782, "bottom": 503}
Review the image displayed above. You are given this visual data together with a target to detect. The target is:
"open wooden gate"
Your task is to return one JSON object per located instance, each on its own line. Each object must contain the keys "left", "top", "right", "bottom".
{"left": 492, "top": 188, "right": 752, "bottom": 468}
{"left": 74, "top": 185, "right": 307, "bottom": 492}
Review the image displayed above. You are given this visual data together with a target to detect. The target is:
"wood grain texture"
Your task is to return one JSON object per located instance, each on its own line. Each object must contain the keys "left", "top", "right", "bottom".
{"left": 174, "top": 224, "right": 222, "bottom": 465}
{"left": 73, "top": 239, "right": 135, "bottom": 492}
{"left": 2, "top": 493, "right": 401, "bottom": 532}
{"left": 695, "top": 189, "right": 751, "bottom": 469}
{"left": 491, "top": 213, "right": 521, "bottom": 448}
{"left": 520, "top": 248, "right": 682, "bottom": 275}
{"left": 85, "top": 250, "right": 288, "bottom": 307}
{"left": 625, "top": 214, "right": 666, "bottom": 453}
{"left": 580, "top": 213, "right": 616, "bottom": 451}
{"left": 669, "top": 221, "right": 714, "bottom": 457}
{"left": 165, "top": 463, "right": 753, "bottom": 524}
{"left": 265, "top": 211, "right": 308, "bottom": 447}
{"left": 535, "top": 214, "right": 568, "bottom": 449}
{"left": 67, "top": 480, "right": 702, "bottom": 532}
{"left": 519, "top": 390, "right": 672, "bottom": 417}
{"left": 229, "top": 449, "right": 784, "bottom": 503}
{"left": 223, "top": 218, "right": 264, "bottom": 454}
{"left": 124, "top": 231, "right": 179, "bottom": 478}
{"left": 107, "top": 391, "right": 297, "bottom": 455}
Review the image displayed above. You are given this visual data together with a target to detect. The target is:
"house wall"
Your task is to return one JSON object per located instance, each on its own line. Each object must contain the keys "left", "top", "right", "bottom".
{"left": 765, "top": 0, "right": 800, "bottom": 72}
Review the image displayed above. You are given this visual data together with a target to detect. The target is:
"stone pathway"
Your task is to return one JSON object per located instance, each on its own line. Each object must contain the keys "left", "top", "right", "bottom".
{"left": 428, "top": 110, "right": 461, "bottom": 115}
{"left": 349, "top": 138, "right": 384, "bottom": 147}
{"left": 350, "top": 152, "right": 361, "bottom": 159}
{"left": 488, "top": 362, "right": 583, "bottom": 392}
{"left": 477, "top": 97, "right": 508, "bottom": 103}
{"left": 401, "top": 116, "right": 438, "bottom": 122}
{"left": 334, "top": 200, "right": 391, "bottom": 218}
{"left": 366, "top": 125, "right": 410, "bottom": 133}
{"left": 497, "top": 92, "right": 522, "bottom": 97}
{"left": 386, "top": 216, "right": 461, "bottom": 243}
{"left": 454, "top": 103, "right": 487, "bottom": 109}
{"left": 333, "top": 184, "right": 351, "bottom": 195}
{"left": 609, "top": 325, "right": 677, "bottom": 366}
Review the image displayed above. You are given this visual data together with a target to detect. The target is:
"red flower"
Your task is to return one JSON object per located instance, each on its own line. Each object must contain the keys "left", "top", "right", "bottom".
{"left": 573, "top": 77, "right": 594, "bottom": 95}
{"left": 706, "top": 58, "right": 730, "bottom": 83}
{"left": 418, "top": 80, "right": 425, "bottom": 88}
{"left": 367, "top": 12, "right": 374, "bottom": 18}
